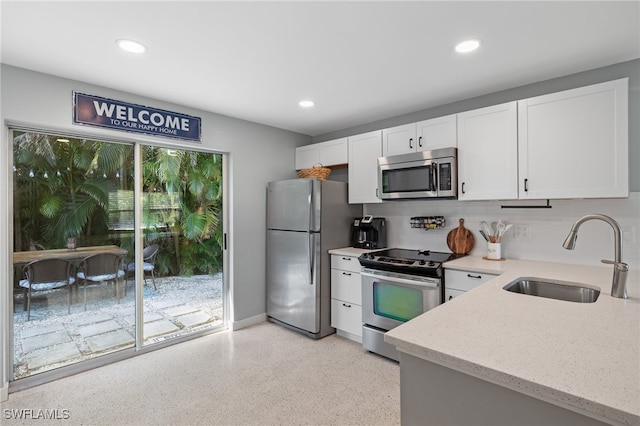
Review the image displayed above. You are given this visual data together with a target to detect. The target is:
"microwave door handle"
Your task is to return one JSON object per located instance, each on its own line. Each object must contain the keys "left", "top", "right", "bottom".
{"left": 431, "top": 162, "right": 438, "bottom": 192}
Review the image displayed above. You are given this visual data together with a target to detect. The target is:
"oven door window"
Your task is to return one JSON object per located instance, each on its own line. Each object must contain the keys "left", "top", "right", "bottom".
{"left": 373, "top": 282, "right": 424, "bottom": 322}
{"left": 382, "top": 165, "right": 433, "bottom": 194}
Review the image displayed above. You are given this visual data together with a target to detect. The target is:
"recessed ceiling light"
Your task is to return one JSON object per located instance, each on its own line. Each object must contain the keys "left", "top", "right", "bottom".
{"left": 299, "top": 100, "right": 315, "bottom": 108}
{"left": 455, "top": 39, "right": 480, "bottom": 54}
{"left": 116, "top": 39, "right": 147, "bottom": 54}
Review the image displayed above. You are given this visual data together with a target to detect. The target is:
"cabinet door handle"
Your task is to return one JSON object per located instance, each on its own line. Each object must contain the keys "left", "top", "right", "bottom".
{"left": 342, "top": 303, "right": 352, "bottom": 308}
{"left": 342, "top": 257, "right": 351, "bottom": 261}
{"left": 467, "top": 274, "right": 482, "bottom": 279}
{"left": 461, "top": 182, "right": 466, "bottom": 194}
{"left": 409, "top": 138, "right": 413, "bottom": 149}
{"left": 418, "top": 136, "right": 423, "bottom": 147}
{"left": 342, "top": 272, "right": 352, "bottom": 276}
{"left": 524, "top": 178, "right": 529, "bottom": 192}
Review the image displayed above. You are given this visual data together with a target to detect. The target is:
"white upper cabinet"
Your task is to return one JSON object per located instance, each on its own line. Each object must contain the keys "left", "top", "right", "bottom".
{"left": 416, "top": 114, "right": 457, "bottom": 151}
{"left": 295, "top": 137, "right": 348, "bottom": 170}
{"left": 457, "top": 102, "right": 519, "bottom": 201}
{"left": 382, "top": 123, "right": 416, "bottom": 156}
{"left": 348, "top": 130, "right": 383, "bottom": 204}
{"left": 382, "top": 115, "right": 457, "bottom": 157}
{"left": 518, "top": 78, "right": 629, "bottom": 199}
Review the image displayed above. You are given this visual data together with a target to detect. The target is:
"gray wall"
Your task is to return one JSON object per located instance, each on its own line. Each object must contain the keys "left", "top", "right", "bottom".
{"left": 313, "top": 59, "right": 640, "bottom": 192}
{"left": 0, "top": 65, "right": 310, "bottom": 327}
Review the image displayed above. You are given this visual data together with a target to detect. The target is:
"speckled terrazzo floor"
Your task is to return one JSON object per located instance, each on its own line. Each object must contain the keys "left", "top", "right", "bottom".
{"left": 1, "top": 322, "right": 400, "bottom": 426}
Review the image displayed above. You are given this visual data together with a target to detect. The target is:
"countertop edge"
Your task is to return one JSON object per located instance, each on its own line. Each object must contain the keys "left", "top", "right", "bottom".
{"left": 386, "top": 335, "right": 638, "bottom": 426}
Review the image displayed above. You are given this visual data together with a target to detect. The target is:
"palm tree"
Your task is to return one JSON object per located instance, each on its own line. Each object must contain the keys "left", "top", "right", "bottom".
{"left": 13, "top": 132, "right": 132, "bottom": 249}
{"left": 141, "top": 147, "right": 223, "bottom": 276}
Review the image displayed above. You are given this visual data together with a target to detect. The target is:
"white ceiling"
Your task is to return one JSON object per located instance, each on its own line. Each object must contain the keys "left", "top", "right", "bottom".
{"left": 1, "top": 1, "right": 639, "bottom": 137}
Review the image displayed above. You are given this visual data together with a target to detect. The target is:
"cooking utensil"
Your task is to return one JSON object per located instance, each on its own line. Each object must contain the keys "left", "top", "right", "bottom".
{"left": 447, "top": 218, "right": 475, "bottom": 254}
{"left": 480, "top": 221, "right": 492, "bottom": 239}
{"left": 479, "top": 230, "right": 489, "bottom": 242}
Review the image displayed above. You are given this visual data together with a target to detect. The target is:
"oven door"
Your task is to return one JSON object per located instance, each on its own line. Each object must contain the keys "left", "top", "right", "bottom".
{"left": 361, "top": 269, "right": 441, "bottom": 332}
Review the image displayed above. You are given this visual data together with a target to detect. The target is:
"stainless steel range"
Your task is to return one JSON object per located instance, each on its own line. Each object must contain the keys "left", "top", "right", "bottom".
{"left": 358, "top": 248, "right": 464, "bottom": 361}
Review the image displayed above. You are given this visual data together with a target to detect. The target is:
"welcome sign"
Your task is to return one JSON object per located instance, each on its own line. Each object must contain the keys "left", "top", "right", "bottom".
{"left": 73, "top": 92, "right": 201, "bottom": 142}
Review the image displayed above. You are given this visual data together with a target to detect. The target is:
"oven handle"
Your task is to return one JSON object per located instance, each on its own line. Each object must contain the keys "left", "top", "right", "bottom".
{"left": 361, "top": 271, "right": 439, "bottom": 288}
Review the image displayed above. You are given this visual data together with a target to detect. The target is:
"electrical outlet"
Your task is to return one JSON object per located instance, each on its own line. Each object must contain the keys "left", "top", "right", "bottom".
{"left": 511, "top": 224, "right": 530, "bottom": 239}
{"left": 621, "top": 226, "right": 636, "bottom": 244}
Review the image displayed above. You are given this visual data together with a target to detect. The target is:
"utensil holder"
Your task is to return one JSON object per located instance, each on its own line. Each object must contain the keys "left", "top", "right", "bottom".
{"left": 487, "top": 242, "right": 501, "bottom": 260}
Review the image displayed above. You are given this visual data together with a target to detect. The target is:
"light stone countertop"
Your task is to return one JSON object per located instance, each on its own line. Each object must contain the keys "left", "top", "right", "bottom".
{"left": 327, "top": 247, "right": 384, "bottom": 257}
{"left": 385, "top": 255, "right": 640, "bottom": 426}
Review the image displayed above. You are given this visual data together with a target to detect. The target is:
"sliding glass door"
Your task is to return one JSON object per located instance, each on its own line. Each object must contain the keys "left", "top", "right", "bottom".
{"left": 10, "top": 130, "right": 225, "bottom": 382}
{"left": 139, "top": 146, "right": 225, "bottom": 345}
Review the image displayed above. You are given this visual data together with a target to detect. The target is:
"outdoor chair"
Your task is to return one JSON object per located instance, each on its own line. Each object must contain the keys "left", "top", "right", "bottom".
{"left": 126, "top": 244, "right": 159, "bottom": 290}
{"left": 77, "top": 253, "right": 126, "bottom": 310}
{"left": 19, "top": 258, "right": 76, "bottom": 321}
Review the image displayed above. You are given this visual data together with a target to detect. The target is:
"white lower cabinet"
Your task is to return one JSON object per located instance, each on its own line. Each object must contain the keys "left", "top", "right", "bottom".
{"left": 330, "top": 254, "right": 363, "bottom": 342}
{"left": 445, "top": 269, "right": 497, "bottom": 302}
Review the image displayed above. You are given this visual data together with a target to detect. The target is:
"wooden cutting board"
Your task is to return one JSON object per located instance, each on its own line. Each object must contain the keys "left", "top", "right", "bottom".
{"left": 447, "top": 218, "right": 475, "bottom": 254}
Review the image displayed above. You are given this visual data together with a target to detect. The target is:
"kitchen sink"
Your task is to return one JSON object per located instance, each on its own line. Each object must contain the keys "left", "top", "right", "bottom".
{"left": 503, "top": 277, "right": 600, "bottom": 303}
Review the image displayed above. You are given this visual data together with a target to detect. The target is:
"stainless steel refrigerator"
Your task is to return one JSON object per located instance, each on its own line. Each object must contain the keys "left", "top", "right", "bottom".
{"left": 266, "top": 178, "right": 360, "bottom": 339}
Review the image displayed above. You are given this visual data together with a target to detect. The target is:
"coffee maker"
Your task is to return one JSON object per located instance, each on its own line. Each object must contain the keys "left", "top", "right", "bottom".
{"left": 351, "top": 215, "right": 387, "bottom": 249}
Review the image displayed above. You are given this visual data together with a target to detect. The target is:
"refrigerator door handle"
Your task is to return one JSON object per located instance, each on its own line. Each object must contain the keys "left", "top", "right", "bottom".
{"left": 309, "top": 234, "right": 316, "bottom": 285}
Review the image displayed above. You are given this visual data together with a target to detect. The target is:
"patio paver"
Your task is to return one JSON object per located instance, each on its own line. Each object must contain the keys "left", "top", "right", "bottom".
{"left": 144, "top": 319, "right": 180, "bottom": 338}
{"left": 25, "top": 342, "right": 82, "bottom": 370}
{"left": 74, "top": 312, "right": 114, "bottom": 326}
{"left": 85, "top": 329, "right": 134, "bottom": 352}
{"left": 77, "top": 320, "right": 123, "bottom": 338}
{"left": 20, "top": 323, "right": 66, "bottom": 339}
{"left": 163, "top": 304, "right": 199, "bottom": 317}
{"left": 22, "top": 330, "right": 72, "bottom": 353}
{"left": 176, "top": 311, "right": 212, "bottom": 328}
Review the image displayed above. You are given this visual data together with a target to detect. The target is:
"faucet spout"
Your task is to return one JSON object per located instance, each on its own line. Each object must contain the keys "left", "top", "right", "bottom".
{"left": 562, "top": 214, "right": 628, "bottom": 299}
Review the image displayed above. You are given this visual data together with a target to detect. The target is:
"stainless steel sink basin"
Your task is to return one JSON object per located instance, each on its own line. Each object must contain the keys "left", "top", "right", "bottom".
{"left": 503, "top": 277, "right": 600, "bottom": 303}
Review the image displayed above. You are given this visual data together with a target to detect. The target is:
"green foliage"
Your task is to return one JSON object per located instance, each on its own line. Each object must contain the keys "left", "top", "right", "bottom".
{"left": 13, "top": 132, "right": 223, "bottom": 277}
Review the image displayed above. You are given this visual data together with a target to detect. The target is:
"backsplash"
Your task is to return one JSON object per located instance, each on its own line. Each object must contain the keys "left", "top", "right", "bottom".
{"left": 364, "top": 192, "right": 640, "bottom": 270}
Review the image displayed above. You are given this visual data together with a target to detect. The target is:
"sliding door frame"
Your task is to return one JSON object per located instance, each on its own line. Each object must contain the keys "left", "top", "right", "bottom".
{"left": 2, "top": 123, "right": 230, "bottom": 394}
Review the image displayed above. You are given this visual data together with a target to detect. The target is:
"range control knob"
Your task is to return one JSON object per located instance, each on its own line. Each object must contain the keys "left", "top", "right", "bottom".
{"left": 419, "top": 260, "right": 426, "bottom": 265}
{"left": 427, "top": 261, "right": 436, "bottom": 267}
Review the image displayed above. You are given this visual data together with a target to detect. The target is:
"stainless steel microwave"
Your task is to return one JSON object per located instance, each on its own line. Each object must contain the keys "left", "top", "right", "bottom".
{"left": 377, "top": 148, "right": 457, "bottom": 200}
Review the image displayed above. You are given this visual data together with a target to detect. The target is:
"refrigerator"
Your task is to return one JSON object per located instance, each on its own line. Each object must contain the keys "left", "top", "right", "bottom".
{"left": 266, "top": 178, "right": 360, "bottom": 339}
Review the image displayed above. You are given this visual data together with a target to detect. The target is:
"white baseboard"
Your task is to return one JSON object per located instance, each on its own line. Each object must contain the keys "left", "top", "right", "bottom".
{"left": 1, "top": 383, "right": 8, "bottom": 402}
{"left": 231, "top": 313, "right": 266, "bottom": 330}
{"left": 336, "top": 329, "right": 363, "bottom": 344}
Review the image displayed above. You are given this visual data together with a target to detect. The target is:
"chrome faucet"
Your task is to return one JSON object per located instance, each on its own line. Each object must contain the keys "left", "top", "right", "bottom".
{"left": 563, "top": 214, "right": 628, "bottom": 299}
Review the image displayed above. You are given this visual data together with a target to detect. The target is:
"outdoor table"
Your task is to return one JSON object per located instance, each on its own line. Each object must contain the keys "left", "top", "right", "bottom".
{"left": 13, "top": 245, "right": 128, "bottom": 266}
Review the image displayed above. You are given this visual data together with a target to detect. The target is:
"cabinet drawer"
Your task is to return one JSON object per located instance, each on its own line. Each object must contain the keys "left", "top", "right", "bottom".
{"left": 331, "top": 269, "right": 362, "bottom": 304}
{"left": 331, "top": 254, "right": 361, "bottom": 273}
{"left": 331, "top": 299, "right": 362, "bottom": 337}
{"left": 445, "top": 269, "right": 497, "bottom": 292}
